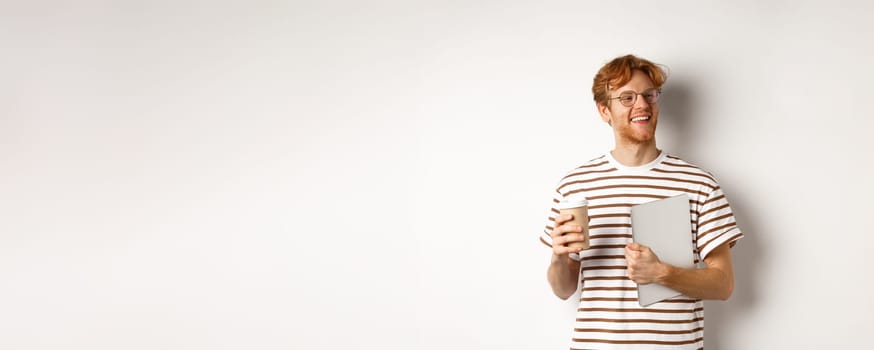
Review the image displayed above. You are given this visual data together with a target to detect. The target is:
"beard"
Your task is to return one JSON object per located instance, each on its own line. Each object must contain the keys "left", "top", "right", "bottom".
{"left": 612, "top": 108, "right": 657, "bottom": 144}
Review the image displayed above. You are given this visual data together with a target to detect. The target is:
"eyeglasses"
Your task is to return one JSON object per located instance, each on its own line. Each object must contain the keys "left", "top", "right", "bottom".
{"left": 608, "top": 88, "right": 661, "bottom": 107}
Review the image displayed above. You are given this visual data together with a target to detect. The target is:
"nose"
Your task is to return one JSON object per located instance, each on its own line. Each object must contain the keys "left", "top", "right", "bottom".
{"left": 633, "top": 93, "right": 650, "bottom": 108}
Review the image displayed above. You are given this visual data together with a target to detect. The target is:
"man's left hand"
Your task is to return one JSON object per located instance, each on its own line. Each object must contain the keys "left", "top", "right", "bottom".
{"left": 625, "top": 242, "right": 671, "bottom": 285}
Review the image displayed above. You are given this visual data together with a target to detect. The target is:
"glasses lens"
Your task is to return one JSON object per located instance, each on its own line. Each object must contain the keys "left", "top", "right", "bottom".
{"left": 619, "top": 91, "right": 636, "bottom": 106}
{"left": 643, "top": 89, "right": 660, "bottom": 104}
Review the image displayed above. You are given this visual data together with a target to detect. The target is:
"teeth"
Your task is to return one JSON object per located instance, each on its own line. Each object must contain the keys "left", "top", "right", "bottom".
{"left": 631, "top": 116, "right": 650, "bottom": 122}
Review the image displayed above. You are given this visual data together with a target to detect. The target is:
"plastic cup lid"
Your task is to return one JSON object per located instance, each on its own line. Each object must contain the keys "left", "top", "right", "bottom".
{"left": 557, "top": 197, "right": 587, "bottom": 209}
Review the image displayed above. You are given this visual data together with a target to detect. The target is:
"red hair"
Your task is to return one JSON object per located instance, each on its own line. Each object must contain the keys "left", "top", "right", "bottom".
{"left": 592, "top": 55, "right": 668, "bottom": 107}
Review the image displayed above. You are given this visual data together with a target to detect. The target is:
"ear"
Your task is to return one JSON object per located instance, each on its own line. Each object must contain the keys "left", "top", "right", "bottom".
{"left": 597, "top": 102, "right": 613, "bottom": 126}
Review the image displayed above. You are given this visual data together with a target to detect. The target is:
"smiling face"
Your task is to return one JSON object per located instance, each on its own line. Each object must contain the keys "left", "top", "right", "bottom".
{"left": 598, "top": 69, "right": 660, "bottom": 145}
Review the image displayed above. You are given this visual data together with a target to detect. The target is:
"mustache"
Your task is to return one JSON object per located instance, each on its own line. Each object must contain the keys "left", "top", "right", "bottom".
{"left": 625, "top": 108, "right": 652, "bottom": 119}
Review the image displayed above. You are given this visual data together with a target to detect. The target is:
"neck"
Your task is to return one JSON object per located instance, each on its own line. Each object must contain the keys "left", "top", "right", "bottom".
{"left": 610, "top": 140, "right": 660, "bottom": 167}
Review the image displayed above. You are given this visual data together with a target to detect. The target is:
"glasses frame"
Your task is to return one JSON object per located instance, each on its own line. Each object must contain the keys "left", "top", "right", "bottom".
{"left": 607, "top": 88, "right": 662, "bottom": 107}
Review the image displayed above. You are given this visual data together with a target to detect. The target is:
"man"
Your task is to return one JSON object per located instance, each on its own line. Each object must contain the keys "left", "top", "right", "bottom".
{"left": 541, "top": 54, "right": 743, "bottom": 349}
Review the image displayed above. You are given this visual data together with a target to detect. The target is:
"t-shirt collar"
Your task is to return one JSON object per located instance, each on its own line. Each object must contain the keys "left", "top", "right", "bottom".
{"left": 605, "top": 149, "right": 666, "bottom": 173}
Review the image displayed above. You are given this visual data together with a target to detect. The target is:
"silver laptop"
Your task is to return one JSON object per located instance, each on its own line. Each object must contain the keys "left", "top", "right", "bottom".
{"left": 630, "top": 194, "right": 696, "bottom": 307}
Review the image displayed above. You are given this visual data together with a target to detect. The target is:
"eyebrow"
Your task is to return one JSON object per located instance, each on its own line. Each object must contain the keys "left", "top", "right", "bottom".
{"left": 619, "top": 87, "right": 657, "bottom": 93}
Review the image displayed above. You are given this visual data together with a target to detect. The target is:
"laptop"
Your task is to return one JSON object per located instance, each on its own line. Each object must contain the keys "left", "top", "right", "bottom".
{"left": 630, "top": 194, "right": 696, "bottom": 307}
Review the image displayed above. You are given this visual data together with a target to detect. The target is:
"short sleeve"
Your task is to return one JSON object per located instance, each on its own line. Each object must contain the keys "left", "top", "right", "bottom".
{"left": 539, "top": 189, "right": 583, "bottom": 261}
{"left": 539, "top": 189, "right": 563, "bottom": 249}
{"left": 695, "top": 186, "right": 744, "bottom": 259}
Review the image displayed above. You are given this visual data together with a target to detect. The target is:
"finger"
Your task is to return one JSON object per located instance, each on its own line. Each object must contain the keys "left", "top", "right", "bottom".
{"left": 550, "top": 225, "right": 567, "bottom": 241}
{"left": 627, "top": 242, "right": 642, "bottom": 251}
{"left": 562, "top": 233, "right": 587, "bottom": 244}
{"left": 550, "top": 224, "right": 567, "bottom": 239}
{"left": 565, "top": 232, "right": 586, "bottom": 248}
{"left": 642, "top": 248, "right": 658, "bottom": 260}
{"left": 550, "top": 228, "right": 560, "bottom": 240}
{"left": 554, "top": 245, "right": 578, "bottom": 256}
{"left": 551, "top": 232, "right": 565, "bottom": 246}
{"left": 554, "top": 214, "right": 574, "bottom": 226}
{"left": 566, "top": 225, "right": 582, "bottom": 234}
{"left": 552, "top": 224, "right": 581, "bottom": 238}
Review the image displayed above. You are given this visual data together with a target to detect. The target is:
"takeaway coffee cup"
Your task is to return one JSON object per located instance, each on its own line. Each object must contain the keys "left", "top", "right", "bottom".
{"left": 557, "top": 198, "right": 589, "bottom": 250}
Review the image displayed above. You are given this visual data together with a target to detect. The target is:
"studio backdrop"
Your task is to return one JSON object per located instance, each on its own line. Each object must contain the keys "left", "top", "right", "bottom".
{"left": 1, "top": 1, "right": 872, "bottom": 349}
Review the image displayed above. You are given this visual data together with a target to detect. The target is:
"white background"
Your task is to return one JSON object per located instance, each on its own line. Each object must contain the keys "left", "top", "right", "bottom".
{"left": 2, "top": 1, "right": 873, "bottom": 349}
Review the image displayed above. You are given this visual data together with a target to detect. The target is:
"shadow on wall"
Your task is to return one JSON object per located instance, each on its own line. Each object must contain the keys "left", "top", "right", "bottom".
{"left": 661, "top": 80, "right": 764, "bottom": 350}
{"left": 703, "top": 192, "right": 764, "bottom": 350}
{"left": 658, "top": 79, "right": 703, "bottom": 163}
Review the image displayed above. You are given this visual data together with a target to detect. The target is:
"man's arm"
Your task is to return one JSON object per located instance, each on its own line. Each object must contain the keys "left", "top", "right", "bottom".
{"left": 548, "top": 253, "right": 581, "bottom": 300}
{"left": 626, "top": 242, "right": 735, "bottom": 300}
{"left": 547, "top": 214, "right": 585, "bottom": 300}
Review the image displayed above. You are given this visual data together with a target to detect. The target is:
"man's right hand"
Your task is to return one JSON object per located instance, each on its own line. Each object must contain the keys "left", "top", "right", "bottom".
{"left": 550, "top": 214, "right": 587, "bottom": 256}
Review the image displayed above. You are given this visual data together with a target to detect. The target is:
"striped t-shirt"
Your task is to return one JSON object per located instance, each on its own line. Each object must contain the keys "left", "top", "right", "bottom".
{"left": 540, "top": 151, "right": 743, "bottom": 350}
